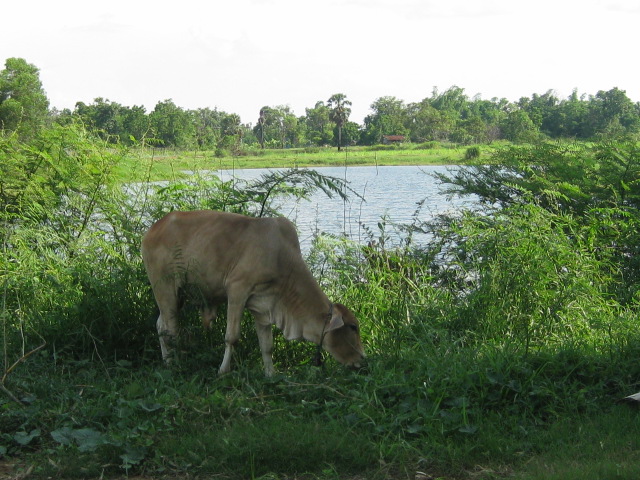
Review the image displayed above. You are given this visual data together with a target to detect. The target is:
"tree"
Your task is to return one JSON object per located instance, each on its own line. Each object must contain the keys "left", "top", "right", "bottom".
{"left": 149, "top": 99, "right": 195, "bottom": 148}
{"left": 192, "top": 107, "right": 225, "bottom": 149}
{"left": 304, "top": 101, "right": 333, "bottom": 146}
{"left": 339, "top": 121, "right": 361, "bottom": 146}
{"left": 73, "top": 99, "right": 152, "bottom": 145}
{"left": 586, "top": 87, "right": 639, "bottom": 138}
{"left": 218, "top": 112, "right": 242, "bottom": 154}
{"left": 74, "top": 98, "right": 125, "bottom": 141}
{"left": 500, "top": 109, "right": 540, "bottom": 143}
{"left": 327, "top": 93, "right": 352, "bottom": 151}
{"left": 0, "top": 58, "right": 50, "bottom": 139}
{"left": 556, "top": 89, "right": 589, "bottom": 138}
{"left": 429, "top": 85, "right": 469, "bottom": 114}
{"left": 362, "top": 96, "right": 408, "bottom": 145}
{"left": 407, "top": 99, "right": 455, "bottom": 142}
{"left": 257, "top": 108, "right": 267, "bottom": 149}
{"left": 519, "top": 90, "right": 561, "bottom": 137}
{"left": 253, "top": 106, "right": 301, "bottom": 149}
{"left": 121, "top": 105, "right": 150, "bottom": 145}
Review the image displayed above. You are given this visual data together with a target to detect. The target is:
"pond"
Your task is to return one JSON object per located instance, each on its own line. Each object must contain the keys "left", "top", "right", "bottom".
{"left": 217, "top": 165, "right": 477, "bottom": 249}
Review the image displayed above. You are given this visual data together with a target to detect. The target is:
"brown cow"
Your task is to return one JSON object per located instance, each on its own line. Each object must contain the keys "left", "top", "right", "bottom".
{"left": 141, "top": 210, "right": 365, "bottom": 376}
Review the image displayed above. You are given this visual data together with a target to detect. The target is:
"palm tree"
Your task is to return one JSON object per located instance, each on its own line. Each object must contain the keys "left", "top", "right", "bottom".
{"left": 327, "top": 93, "right": 352, "bottom": 151}
{"left": 258, "top": 108, "right": 266, "bottom": 149}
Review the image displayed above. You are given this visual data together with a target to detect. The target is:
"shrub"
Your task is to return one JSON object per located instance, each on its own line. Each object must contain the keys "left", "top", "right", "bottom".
{"left": 417, "top": 141, "right": 441, "bottom": 150}
{"left": 365, "top": 143, "right": 398, "bottom": 151}
{"left": 464, "top": 146, "right": 481, "bottom": 160}
{"left": 431, "top": 202, "right": 622, "bottom": 354}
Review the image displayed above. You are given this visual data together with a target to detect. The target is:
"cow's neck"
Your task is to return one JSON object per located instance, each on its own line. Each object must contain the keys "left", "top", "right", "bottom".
{"left": 275, "top": 271, "right": 331, "bottom": 344}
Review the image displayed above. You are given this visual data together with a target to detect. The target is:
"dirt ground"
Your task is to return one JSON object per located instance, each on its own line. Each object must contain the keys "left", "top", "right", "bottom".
{"left": 0, "top": 460, "right": 471, "bottom": 480}
{"left": 0, "top": 462, "right": 182, "bottom": 480}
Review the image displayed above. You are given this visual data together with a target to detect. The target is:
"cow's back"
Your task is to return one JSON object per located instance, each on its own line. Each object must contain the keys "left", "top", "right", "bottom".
{"left": 141, "top": 210, "right": 302, "bottom": 292}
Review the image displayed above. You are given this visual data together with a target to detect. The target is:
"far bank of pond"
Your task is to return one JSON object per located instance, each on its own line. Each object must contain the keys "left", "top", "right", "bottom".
{"left": 132, "top": 144, "right": 491, "bottom": 181}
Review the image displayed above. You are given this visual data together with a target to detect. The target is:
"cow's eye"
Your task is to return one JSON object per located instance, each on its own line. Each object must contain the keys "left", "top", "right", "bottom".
{"left": 348, "top": 324, "right": 359, "bottom": 333}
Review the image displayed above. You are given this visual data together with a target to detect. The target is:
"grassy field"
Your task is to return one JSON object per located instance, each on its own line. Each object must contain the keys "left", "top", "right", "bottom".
{"left": 123, "top": 143, "right": 488, "bottom": 181}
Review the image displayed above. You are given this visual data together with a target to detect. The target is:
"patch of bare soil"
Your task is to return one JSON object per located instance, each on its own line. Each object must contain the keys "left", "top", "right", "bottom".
{"left": 0, "top": 460, "right": 494, "bottom": 480}
{"left": 0, "top": 461, "right": 31, "bottom": 480}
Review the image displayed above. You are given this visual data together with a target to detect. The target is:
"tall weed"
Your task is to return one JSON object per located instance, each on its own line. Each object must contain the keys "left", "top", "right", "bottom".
{"left": 439, "top": 204, "right": 619, "bottom": 353}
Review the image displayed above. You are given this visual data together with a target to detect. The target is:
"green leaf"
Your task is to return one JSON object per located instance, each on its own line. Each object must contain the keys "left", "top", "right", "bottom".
{"left": 50, "top": 427, "right": 74, "bottom": 446}
{"left": 406, "top": 424, "right": 423, "bottom": 435}
{"left": 459, "top": 424, "right": 478, "bottom": 434}
{"left": 72, "top": 428, "right": 107, "bottom": 452}
{"left": 51, "top": 427, "right": 107, "bottom": 452}
{"left": 120, "top": 446, "right": 146, "bottom": 468}
{"left": 138, "top": 401, "right": 163, "bottom": 412}
{"left": 13, "top": 429, "right": 41, "bottom": 446}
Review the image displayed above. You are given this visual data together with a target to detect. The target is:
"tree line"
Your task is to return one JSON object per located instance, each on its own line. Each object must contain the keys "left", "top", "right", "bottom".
{"left": 2, "top": 57, "right": 640, "bottom": 150}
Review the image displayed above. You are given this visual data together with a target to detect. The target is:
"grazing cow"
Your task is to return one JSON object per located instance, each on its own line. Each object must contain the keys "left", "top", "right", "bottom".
{"left": 141, "top": 210, "right": 365, "bottom": 376}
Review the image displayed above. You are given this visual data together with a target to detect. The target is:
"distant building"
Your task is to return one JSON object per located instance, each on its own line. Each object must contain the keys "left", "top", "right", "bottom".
{"left": 382, "top": 135, "right": 406, "bottom": 145}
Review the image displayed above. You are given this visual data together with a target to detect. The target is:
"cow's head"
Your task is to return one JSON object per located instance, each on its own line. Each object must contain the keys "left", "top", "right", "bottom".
{"left": 322, "top": 303, "right": 365, "bottom": 368}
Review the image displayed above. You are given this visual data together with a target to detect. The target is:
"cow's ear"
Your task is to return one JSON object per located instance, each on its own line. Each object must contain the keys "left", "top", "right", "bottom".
{"left": 326, "top": 313, "right": 344, "bottom": 332}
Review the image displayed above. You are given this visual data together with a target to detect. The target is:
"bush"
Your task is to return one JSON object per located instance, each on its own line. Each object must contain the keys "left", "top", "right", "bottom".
{"left": 417, "top": 140, "right": 441, "bottom": 150}
{"left": 435, "top": 141, "right": 640, "bottom": 303}
{"left": 365, "top": 143, "right": 398, "bottom": 151}
{"left": 464, "top": 145, "right": 481, "bottom": 160}
{"left": 443, "top": 204, "right": 619, "bottom": 352}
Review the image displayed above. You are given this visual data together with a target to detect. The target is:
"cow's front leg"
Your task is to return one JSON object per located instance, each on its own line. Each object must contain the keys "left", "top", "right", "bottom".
{"left": 157, "top": 309, "right": 178, "bottom": 362}
{"left": 254, "top": 319, "right": 274, "bottom": 377}
{"left": 219, "top": 298, "right": 245, "bottom": 375}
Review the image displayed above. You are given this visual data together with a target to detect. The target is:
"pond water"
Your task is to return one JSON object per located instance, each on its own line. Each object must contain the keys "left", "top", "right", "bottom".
{"left": 217, "top": 165, "right": 477, "bottom": 249}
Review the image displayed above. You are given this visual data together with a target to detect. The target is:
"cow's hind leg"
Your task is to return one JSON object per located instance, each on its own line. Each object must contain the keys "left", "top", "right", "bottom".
{"left": 254, "top": 316, "right": 274, "bottom": 377}
{"left": 153, "top": 283, "right": 181, "bottom": 363}
{"left": 218, "top": 290, "right": 248, "bottom": 375}
{"left": 156, "top": 307, "right": 179, "bottom": 362}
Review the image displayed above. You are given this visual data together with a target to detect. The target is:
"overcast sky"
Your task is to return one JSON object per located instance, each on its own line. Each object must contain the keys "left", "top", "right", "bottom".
{"left": 3, "top": 0, "right": 639, "bottom": 125}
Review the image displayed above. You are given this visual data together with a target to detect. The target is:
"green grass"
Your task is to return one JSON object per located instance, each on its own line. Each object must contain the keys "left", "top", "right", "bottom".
{"left": 121, "top": 143, "right": 498, "bottom": 182}
{"left": 3, "top": 342, "right": 640, "bottom": 479}
{"left": 517, "top": 407, "right": 640, "bottom": 480}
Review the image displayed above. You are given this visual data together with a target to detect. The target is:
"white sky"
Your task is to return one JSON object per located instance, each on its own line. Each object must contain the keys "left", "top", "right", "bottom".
{"left": 3, "top": 0, "right": 639, "bottom": 125}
